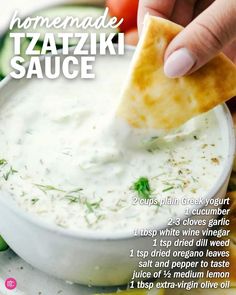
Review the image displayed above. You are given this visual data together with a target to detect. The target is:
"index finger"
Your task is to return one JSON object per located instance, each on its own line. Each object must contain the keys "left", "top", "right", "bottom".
{"left": 138, "top": 0, "right": 176, "bottom": 33}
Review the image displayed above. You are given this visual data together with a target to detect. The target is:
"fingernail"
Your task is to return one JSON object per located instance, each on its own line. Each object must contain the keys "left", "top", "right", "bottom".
{"left": 164, "top": 48, "right": 196, "bottom": 78}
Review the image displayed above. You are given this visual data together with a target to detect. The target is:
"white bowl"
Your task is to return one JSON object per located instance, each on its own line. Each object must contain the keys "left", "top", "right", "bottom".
{"left": 0, "top": 47, "right": 235, "bottom": 286}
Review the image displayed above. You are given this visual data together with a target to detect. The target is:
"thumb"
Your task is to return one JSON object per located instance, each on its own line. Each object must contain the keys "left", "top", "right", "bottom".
{"left": 164, "top": 0, "right": 236, "bottom": 78}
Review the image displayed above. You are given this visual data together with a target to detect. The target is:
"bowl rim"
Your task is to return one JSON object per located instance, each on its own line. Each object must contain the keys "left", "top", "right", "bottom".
{"left": 0, "top": 47, "right": 235, "bottom": 241}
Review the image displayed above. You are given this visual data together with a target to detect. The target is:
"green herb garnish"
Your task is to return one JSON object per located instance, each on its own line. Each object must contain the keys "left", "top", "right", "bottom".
{"left": 34, "top": 184, "right": 65, "bottom": 194}
{"left": 34, "top": 184, "right": 84, "bottom": 205}
{"left": 31, "top": 198, "right": 39, "bottom": 205}
{"left": 3, "top": 166, "right": 18, "bottom": 181}
{"left": 68, "top": 188, "right": 83, "bottom": 193}
{"left": 162, "top": 186, "right": 174, "bottom": 192}
{"left": 151, "top": 136, "right": 159, "bottom": 140}
{"left": 191, "top": 176, "right": 198, "bottom": 183}
{"left": 84, "top": 215, "right": 92, "bottom": 227}
{"left": 84, "top": 200, "right": 101, "bottom": 213}
{"left": 65, "top": 195, "right": 80, "bottom": 204}
{"left": 145, "top": 136, "right": 160, "bottom": 153}
{"left": 0, "top": 159, "right": 7, "bottom": 166}
{"left": 132, "top": 177, "right": 152, "bottom": 199}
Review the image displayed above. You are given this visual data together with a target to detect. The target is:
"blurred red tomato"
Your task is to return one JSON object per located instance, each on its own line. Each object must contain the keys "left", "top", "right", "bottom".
{"left": 125, "top": 28, "right": 139, "bottom": 46}
{"left": 106, "top": 0, "right": 139, "bottom": 32}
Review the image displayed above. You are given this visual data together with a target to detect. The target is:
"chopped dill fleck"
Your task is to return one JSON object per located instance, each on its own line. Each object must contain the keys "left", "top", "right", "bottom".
{"left": 34, "top": 184, "right": 66, "bottom": 193}
{"left": 84, "top": 199, "right": 101, "bottom": 213}
{"left": 69, "top": 188, "right": 83, "bottom": 193}
{"left": 193, "top": 135, "right": 198, "bottom": 140}
{"left": 65, "top": 195, "right": 80, "bottom": 204}
{"left": 95, "top": 215, "right": 105, "bottom": 223}
{"left": 3, "top": 167, "right": 18, "bottom": 181}
{"left": 0, "top": 159, "right": 7, "bottom": 166}
{"left": 31, "top": 198, "right": 39, "bottom": 205}
{"left": 162, "top": 186, "right": 174, "bottom": 192}
{"left": 151, "top": 136, "right": 159, "bottom": 140}
{"left": 146, "top": 137, "right": 160, "bottom": 153}
{"left": 147, "top": 149, "right": 153, "bottom": 153}
{"left": 132, "top": 177, "right": 152, "bottom": 199}
{"left": 84, "top": 215, "right": 92, "bottom": 227}
{"left": 191, "top": 176, "right": 198, "bottom": 183}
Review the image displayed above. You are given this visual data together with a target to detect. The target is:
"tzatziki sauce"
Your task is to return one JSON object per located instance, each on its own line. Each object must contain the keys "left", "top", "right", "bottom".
{"left": 0, "top": 54, "right": 226, "bottom": 232}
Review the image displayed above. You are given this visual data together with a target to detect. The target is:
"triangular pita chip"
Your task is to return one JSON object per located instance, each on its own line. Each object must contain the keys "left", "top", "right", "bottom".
{"left": 117, "top": 16, "right": 236, "bottom": 130}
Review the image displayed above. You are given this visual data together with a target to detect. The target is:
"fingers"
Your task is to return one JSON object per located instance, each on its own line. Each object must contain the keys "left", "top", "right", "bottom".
{"left": 171, "top": 0, "right": 198, "bottom": 26}
{"left": 223, "top": 39, "right": 236, "bottom": 64}
{"left": 164, "top": 0, "right": 236, "bottom": 78}
{"left": 138, "top": 0, "right": 176, "bottom": 33}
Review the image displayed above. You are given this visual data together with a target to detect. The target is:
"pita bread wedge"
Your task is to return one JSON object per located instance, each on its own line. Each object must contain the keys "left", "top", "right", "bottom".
{"left": 117, "top": 16, "right": 236, "bottom": 130}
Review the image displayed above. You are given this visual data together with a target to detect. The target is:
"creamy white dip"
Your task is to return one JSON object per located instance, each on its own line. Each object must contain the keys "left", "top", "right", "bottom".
{"left": 0, "top": 53, "right": 226, "bottom": 232}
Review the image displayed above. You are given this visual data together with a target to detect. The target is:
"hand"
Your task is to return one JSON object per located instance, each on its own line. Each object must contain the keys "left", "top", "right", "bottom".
{"left": 138, "top": 0, "right": 236, "bottom": 78}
